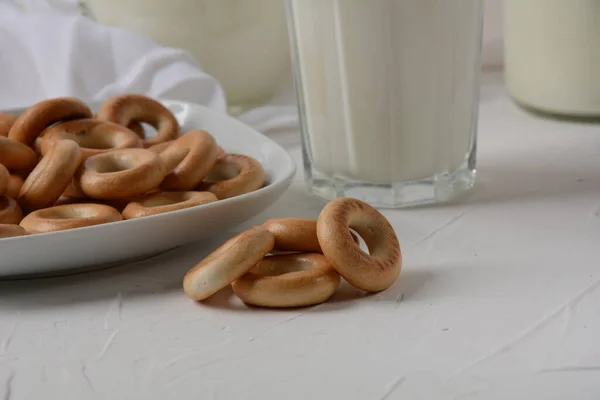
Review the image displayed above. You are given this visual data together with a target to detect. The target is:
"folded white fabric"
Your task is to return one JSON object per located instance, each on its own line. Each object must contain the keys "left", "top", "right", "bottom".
{"left": 0, "top": 1, "right": 227, "bottom": 114}
{"left": 0, "top": 0, "right": 301, "bottom": 137}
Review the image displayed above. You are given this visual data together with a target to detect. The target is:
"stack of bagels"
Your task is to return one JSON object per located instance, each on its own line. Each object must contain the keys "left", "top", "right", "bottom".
{"left": 0, "top": 94, "right": 265, "bottom": 237}
{"left": 183, "top": 197, "right": 402, "bottom": 308}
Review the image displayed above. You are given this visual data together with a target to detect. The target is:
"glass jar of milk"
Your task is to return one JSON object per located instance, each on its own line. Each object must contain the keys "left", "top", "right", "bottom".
{"left": 85, "top": 0, "right": 290, "bottom": 114}
{"left": 505, "top": 0, "right": 600, "bottom": 119}
{"left": 286, "top": 0, "right": 484, "bottom": 208}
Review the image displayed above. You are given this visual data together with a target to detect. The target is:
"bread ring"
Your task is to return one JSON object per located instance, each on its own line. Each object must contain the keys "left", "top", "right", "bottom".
{"left": 317, "top": 198, "right": 401, "bottom": 292}
{"left": 0, "top": 224, "right": 27, "bottom": 239}
{"left": 75, "top": 148, "right": 166, "bottom": 199}
{"left": 0, "top": 113, "right": 17, "bottom": 137}
{"left": 0, "top": 136, "right": 38, "bottom": 172}
{"left": 40, "top": 119, "right": 142, "bottom": 158}
{"left": 0, "top": 195, "right": 23, "bottom": 224}
{"left": 197, "top": 154, "right": 265, "bottom": 199}
{"left": 160, "top": 130, "right": 219, "bottom": 190}
{"left": 263, "top": 217, "right": 360, "bottom": 254}
{"left": 0, "top": 164, "right": 7, "bottom": 196}
{"left": 8, "top": 97, "right": 92, "bottom": 146}
{"left": 122, "top": 191, "right": 218, "bottom": 219}
{"left": 232, "top": 253, "right": 340, "bottom": 308}
{"left": 183, "top": 226, "right": 275, "bottom": 301}
{"left": 19, "top": 203, "right": 123, "bottom": 234}
{"left": 6, "top": 174, "right": 23, "bottom": 199}
{"left": 147, "top": 140, "right": 173, "bottom": 154}
{"left": 97, "top": 94, "right": 179, "bottom": 147}
{"left": 18, "top": 139, "right": 83, "bottom": 213}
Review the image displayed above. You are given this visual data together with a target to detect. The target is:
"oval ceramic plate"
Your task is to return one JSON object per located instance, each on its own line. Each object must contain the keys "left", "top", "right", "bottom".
{"left": 0, "top": 100, "right": 296, "bottom": 278}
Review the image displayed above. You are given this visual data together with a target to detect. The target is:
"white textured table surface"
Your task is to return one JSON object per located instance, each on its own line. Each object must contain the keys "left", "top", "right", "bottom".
{"left": 1, "top": 72, "right": 600, "bottom": 399}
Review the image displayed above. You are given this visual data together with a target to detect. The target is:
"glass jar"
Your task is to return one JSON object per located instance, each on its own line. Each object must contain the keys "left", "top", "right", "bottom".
{"left": 85, "top": 0, "right": 291, "bottom": 114}
{"left": 286, "top": 0, "right": 484, "bottom": 208}
{"left": 505, "top": 0, "right": 600, "bottom": 119}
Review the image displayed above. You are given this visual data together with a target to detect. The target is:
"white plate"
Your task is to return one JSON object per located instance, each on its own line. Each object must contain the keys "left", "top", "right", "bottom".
{"left": 0, "top": 100, "right": 296, "bottom": 278}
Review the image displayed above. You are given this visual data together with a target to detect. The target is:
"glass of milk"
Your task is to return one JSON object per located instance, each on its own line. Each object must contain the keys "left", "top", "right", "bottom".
{"left": 286, "top": 0, "right": 484, "bottom": 208}
{"left": 84, "top": 0, "right": 291, "bottom": 114}
{"left": 505, "top": 0, "right": 600, "bottom": 119}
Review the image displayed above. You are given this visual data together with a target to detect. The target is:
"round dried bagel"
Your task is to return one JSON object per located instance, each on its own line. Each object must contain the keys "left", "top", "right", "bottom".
{"left": 232, "top": 253, "right": 340, "bottom": 308}
{"left": 75, "top": 148, "right": 166, "bottom": 200}
{"left": 197, "top": 154, "right": 265, "bottom": 200}
{"left": 160, "top": 130, "right": 219, "bottom": 190}
{"left": 8, "top": 97, "right": 92, "bottom": 146}
{"left": 18, "top": 139, "right": 83, "bottom": 213}
{"left": 97, "top": 94, "right": 179, "bottom": 147}
{"left": 263, "top": 217, "right": 360, "bottom": 254}
{"left": 122, "top": 191, "right": 217, "bottom": 219}
{"left": 40, "top": 119, "right": 142, "bottom": 158}
{"left": 20, "top": 203, "right": 123, "bottom": 234}
{"left": 183, "top": 226, "right": 275, "bottom": 301}
{"left": 317, "top": 198, "right": 402, "bottom": 292}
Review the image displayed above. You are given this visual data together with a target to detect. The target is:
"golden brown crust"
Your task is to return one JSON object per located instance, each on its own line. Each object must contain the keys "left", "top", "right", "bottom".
{"left": 197, "top": 154, "right": 265, "bottom": 200}
{"left": 40, "top": 119, "right": 142, "bottom": 158}
{"left": 232, "top": 253, "right": 340, "bottom": 308}
{"left": 5, "top": 174, "right": 23, "bottom": 199}
{"left": 316, "top": 198, "right": 402, "bottom": 292}
{"left": 0, "top": 164, "right": 7, "bottom": 196}
{"left": 263, "top": 218, "right": 323, "bottom": 253}
{"left": 18, "top": 139, "right": 83, "bottom": 213}
{"left": 96, "top": 94, "right": 179, "bottom": 147}
{"left": 0, "top": 195, "right": 23, "bottom": 225}
{"left": 19, "top": 203, "right": 123, "bottom": 234}
{"left": 75, "top": 148, "right": 166, "bottom": 200}
{"left": 0, "top": 224, "right": 27, "bottom": 238}
{"left": 160, "top": 130, "right": 219, "bottom": 190}
{"left": 183, "top": 226, "right": 275, "bottom": 301}
{"left": 8, "top": 97, "right": 92, "bottom": 145}
{"left": 147, "top": 140, "right": 173, "bottom": 154}
{"left": 0, "top": 113, "right": 17, "bottom": 137}
{"left": 122, "top": 191, "right": 217, "bottom": 219}
{"left": 0, "top": 136, "right": 38, "bottom": 173}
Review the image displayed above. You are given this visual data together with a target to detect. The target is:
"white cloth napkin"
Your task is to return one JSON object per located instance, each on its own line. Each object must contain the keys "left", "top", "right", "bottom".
{"left": 0, "top": 0, "right": 300, "bottom": 136}
{"left": 0, "top": 0, "right": 227, "bottom": 112}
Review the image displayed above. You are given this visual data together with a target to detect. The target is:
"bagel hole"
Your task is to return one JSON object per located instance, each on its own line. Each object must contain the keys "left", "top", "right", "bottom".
{"left": 252, "top": 255, "right": 314, "bottom": 276}
{"left": 140, "top": 192, "right": 192, "bottom": 207}
{"left": 93, "top": 154, "right": 138, "bottom": 173}
{"left": 139, "top": 123, "right": 157, "bottom": 138}
{"left": 349, "top": 217, "right": 388, "bottom": 258}
{"left": 350, "top": 228, "right": 366, "bottom": 251}
{"left": 203, "top": 163, "right": 240, "bottom": 182}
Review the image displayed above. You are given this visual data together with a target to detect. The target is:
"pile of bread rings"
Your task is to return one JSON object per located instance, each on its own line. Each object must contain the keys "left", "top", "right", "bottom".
{"left": 0, "top": 94, "right": 265, "bottom": 238}
{"left": 183, "top": 197, "right": 402, "bottom": 308}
